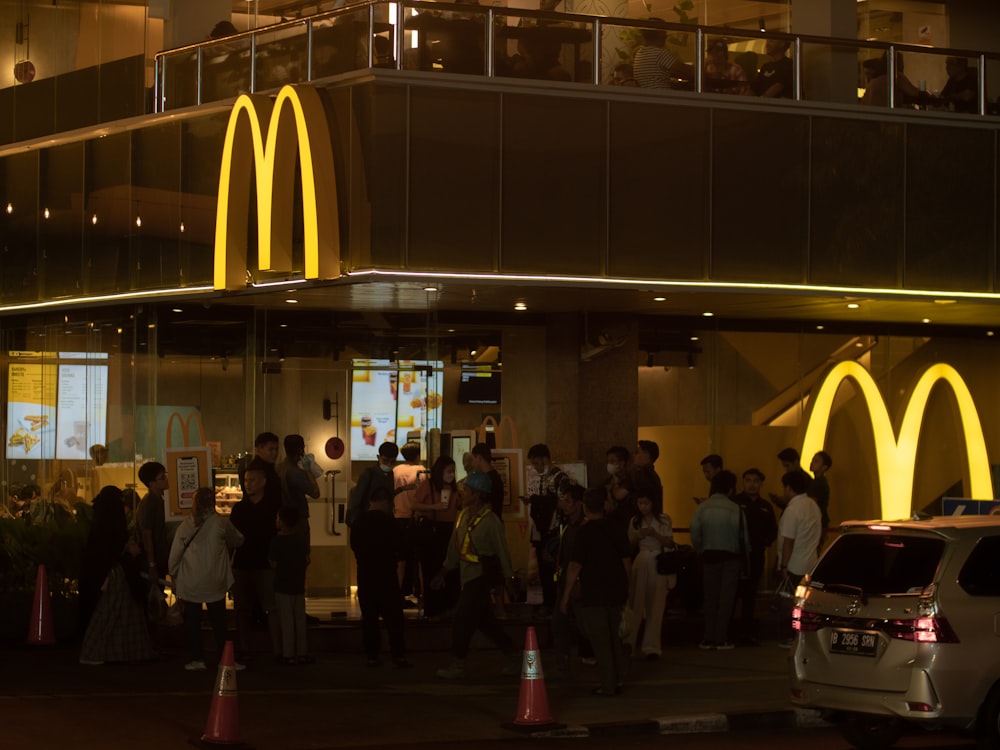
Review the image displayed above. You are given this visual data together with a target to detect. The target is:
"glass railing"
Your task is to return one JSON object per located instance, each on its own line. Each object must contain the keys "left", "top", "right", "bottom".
{"left": 154, "top": 0, "right": 1000, "bottom": 117}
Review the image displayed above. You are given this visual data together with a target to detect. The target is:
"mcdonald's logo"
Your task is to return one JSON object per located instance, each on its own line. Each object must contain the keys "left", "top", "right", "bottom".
{"left": 800, "top": 361, "right": 992, "bottom": 521}
{"left": 166, "top": 410, "right": 207, "bottom": 448}
{"left": 214, "top": 84, "right": 340, "bottom": 291}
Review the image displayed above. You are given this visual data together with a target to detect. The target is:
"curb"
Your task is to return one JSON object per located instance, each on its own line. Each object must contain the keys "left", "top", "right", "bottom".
{"left": 521, "top": 709, "right": 831, "bottom": 739}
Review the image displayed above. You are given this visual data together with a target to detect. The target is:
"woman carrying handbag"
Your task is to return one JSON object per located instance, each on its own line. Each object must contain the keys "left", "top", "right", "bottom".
{"left": 625, "top": 490, "right": 675, "bottom": 660}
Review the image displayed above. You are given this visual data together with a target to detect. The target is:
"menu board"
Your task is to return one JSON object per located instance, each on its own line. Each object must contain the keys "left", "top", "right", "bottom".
{"left": 350, "top": 359, "right": 443, "bottom": 461}
{"left": 6, "top": 363, "right": 58, "bottom": 459}
{"left": 5, "top": 352, "right": 108, "bottom": 461}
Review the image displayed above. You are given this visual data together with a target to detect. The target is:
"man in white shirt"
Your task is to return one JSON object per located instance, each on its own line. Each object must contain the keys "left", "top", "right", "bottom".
{"left": 777, "top": 470, "right": 822, "bottom": 647}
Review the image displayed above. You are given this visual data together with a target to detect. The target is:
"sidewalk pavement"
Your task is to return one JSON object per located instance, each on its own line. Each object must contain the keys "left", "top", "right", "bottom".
{"left": 1, "top": 608, "right": 830, "bottom": 748}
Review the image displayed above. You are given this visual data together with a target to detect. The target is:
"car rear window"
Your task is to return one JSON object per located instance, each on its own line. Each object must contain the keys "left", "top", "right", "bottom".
{"left": 811, "top": 533, "right": 945, "bottom": 595}
{"left": 958, "top": 536, "right": 1000, "bottom": 596}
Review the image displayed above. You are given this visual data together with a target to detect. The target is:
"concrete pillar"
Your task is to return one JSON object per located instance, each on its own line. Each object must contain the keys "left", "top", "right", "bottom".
{"left": 791, "top": 0, "right": 857, "bottom": 104}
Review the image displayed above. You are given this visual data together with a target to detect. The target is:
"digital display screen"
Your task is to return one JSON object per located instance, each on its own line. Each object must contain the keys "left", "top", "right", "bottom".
{"left": 457, "top": 363, "right": 501, "bottom": 405}
{"left": 350, "top": 359, "right": 443, "bottom": 461}
{"left": 6, "top": 351, "right": 109, "bottom": 460}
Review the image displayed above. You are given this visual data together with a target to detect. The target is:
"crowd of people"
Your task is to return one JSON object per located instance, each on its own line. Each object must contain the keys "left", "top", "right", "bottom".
{"left": 12, "top": 428, "right": 833, "bottom": 695}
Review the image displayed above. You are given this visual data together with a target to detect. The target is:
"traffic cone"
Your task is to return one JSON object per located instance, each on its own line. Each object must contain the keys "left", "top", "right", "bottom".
{"left": 26, "top": 564, "right": 55, "bottom": 646}
{"left": 506, "top": 626, "right": 563, "bottom": 732}
{"left": 199, "top": 641, "right": 246, "bottom": 747}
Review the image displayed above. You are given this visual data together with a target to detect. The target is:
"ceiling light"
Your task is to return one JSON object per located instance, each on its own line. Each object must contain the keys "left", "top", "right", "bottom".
{"left": 135, "top": 216, "right": 142, "bottom": 228}
{"left": 933, "top": 299, "right": 956, "bottom": 305}
{"left": 171, "top": 308, "right": 183, "bottom": 313}
{"left": 514, "top": 301, "right": 527, "bottom": 311}
{"left": 690, "top": 336, "right": 699, "bottom": 341}
{"left": 653, "top": 296, "right": 666, "bottom": 302}
{"left": 43, "top": 208, "right": 50, "bottom": 219}
{"left": 922, "top": 318, "right": 931, "bottom": 324}
{"left": 91, "top": 214, "right": 98, "bottom": 225}
{"left": 285, "top": 298, "right": 298, "bottom": 304}
{"left": 423, "top": 286, "right": 437, "bottom": 292}
{"left": 847, "top": 303, "right": 859, "bottom": 309}
{"left": 988, "top": 331, "right": 995, "bottom": 337}
{"left": 702, "top": 311, "right": 714, "bottom": 317}
{"left": 816, "top": 325, "right": 824, "bottom": 330}
{"left": 5, "top": 203, "right": 12, "bottom": 214}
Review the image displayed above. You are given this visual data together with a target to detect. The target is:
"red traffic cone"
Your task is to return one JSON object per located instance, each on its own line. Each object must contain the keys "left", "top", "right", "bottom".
{"left": 512, "top": 626, "right": 557, "bottom": 728}
{"left": 200, "top": 641, "right": 244, "bottom": 746}
{"left": 26, "top": 564, "right": 55, "bottom": 646}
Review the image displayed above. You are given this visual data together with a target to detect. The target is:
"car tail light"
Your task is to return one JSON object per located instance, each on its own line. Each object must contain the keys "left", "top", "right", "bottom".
{"left": 884, "top": 616, "right": 959, "bottom": 643}
{"left": 791, "top": 607, "right": 824, "bottom": 632}
{"left": 906, "top": 702, "right": 935, "bottom": 712}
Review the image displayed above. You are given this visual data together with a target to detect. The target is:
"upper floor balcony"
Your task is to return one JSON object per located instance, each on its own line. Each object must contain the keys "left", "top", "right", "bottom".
{"left": 153, "top": 0, "right": 1000, "bottom": 116}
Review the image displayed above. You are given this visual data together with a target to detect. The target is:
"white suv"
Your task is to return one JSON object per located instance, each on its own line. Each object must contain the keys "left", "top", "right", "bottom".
{"left": 789, "top": 515, "right": 1000, "bottom": 750}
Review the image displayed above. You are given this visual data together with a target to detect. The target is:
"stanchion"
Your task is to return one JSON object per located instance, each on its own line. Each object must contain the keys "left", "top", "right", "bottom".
{"left": 26, "top": 564, "right": 55, "bottom": 646}
{"left": 503, "top": 625, "right": 564, "bottom": 733}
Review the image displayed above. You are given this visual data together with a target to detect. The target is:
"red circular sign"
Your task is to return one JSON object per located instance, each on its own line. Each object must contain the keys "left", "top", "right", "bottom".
{"left": 325, "top": 436, "right": 345, "bottom": 460}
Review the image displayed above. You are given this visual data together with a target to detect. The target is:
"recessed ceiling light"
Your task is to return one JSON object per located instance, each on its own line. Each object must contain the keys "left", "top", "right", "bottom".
{"left": 988, "top": 331, "right": 995, "bottom": 337}
{"left": 933, "top": 299, "right": 957, "bottom": 305}
{"left": 653, "top": 296, "right": 666, "bottom": 302}
{"left": 847, "top": 303, "right": 859, "bottom": 309}
{"left": 514, "top": 301, "right": 527, "bottom": 311}
{"left": 171, "top": 308, "right": 183, "bottom": 313}
{"left": 816, "top": 325, "right": 824, "bottom": 330}
{"left": 285, "top": 298, "right": 298, "bottom": 304}
{"left": 702, "top": 311, "right": 714, "bottom": 317}
{"left": 690, "top": 336, "right": 699, "bottom": 341}
{"left": 922, "top": 318, "right": 931, "bottom": 324}
{"left": 423, "top": 286, "right": 438, "bottom": 293}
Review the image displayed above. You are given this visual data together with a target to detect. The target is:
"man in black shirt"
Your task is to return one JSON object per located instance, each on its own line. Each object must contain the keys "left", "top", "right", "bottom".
{"left": 732, "top": 468, "right": 778, "bottom": 644}
{"left": 230, "top": 462, "right": 282, "bottom": 660}
{"left": 350, "top": 487, "right": 409, "bottom": 668}
{"left": 560, "top": 488, "right": 631, "bottom": 696}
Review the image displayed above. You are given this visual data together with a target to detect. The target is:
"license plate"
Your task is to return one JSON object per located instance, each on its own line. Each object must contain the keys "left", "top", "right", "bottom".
{"left": 830, "top": 629, "right": 879, "bottom": 657}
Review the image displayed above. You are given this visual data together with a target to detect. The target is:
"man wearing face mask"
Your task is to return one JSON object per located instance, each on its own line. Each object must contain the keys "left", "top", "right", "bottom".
{"left": 347, "top": 442, "right": 399, "bottom": 527}
{"left": 603, "top": 445, "right": 631, "bottom": 529}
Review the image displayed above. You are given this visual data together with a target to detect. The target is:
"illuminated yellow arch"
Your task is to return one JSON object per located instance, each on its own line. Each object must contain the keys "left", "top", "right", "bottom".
{"left": 800, "top": 361, "right": 992, "bottom": 520}
{"left": 214, "top": 84, "right": 339, "bottom": 291}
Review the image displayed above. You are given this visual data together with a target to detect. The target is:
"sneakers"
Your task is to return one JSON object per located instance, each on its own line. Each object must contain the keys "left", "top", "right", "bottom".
{"left": 435, "top": 659, "right": 465, "bottom": 680}
{"left": 184, "top": 660, "right": 207, "bottom": 671}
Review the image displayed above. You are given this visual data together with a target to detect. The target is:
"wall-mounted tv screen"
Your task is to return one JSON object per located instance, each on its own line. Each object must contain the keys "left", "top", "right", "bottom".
{"left": 457, "top": 363, "right": 501, "bottom": 405}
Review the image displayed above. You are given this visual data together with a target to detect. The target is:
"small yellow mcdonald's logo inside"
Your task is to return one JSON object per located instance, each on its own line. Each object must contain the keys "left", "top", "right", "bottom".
{"left": 800, "top": 361, "right": 992, "bottom": 520}
{"left": 214, "top": 84, "right": 339, "bottom": 291}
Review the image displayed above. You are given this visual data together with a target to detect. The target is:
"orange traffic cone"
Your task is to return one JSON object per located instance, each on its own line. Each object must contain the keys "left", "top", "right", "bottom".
{"left": 26, "top": 564, "right": 55, "bottom": 646}
{"left": 507, "top": 626, "right": 562, "bottom": 731}
{"left": 200, "top": 641, "right": 247, "bottom": 747}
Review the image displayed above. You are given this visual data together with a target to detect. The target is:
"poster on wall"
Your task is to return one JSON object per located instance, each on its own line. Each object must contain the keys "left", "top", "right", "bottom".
{"left": 164, "top": 446, "right": 212, "bottom": 519}
{"left": 5, "top": 352, "right": 109, "bottom": 461}
{"left": 350, "top": 359, "right": 443, "bottom": 461}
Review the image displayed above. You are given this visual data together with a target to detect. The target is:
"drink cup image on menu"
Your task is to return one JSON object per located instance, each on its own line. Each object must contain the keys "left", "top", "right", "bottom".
{"left": 361, "top": 415, "right": 376, "bottom": 446}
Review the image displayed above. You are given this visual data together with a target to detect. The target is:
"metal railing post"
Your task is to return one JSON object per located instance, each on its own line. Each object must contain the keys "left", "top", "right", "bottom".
{"left": 250, "top": 32, "right": 257, "bottom": 93}
{"left": 196, "top": 47, "right": 203, "bottom": 105}
{"left": 793, "top": 35, "right": 802, "bottom": 101}
{"left": 592, "top": 17, "right": 602, "bottom": 86}
{"left": 486, "top": 6, "right": 495, "bottom": 78}
{"left": 694, "top": 27, "right": 703, "bottom": 93}
{"left": 307, "top": 18, "right": 314, "bottom": 81}
{"left": 887, "top": 44, "right": 896, "bottom": 109}
{"left": 979, "top": 53, "right": 987, "bottom": 116}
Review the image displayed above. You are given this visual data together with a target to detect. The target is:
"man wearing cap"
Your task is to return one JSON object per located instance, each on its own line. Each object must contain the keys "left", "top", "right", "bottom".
{"left": 347, "top": 441, "right": 398, "bottom": 527}
{"left": 704, "top": 39, "right": 748, "bottom": 94}
{"left": 432, "top": 470, "right": 518, "bottom": 679}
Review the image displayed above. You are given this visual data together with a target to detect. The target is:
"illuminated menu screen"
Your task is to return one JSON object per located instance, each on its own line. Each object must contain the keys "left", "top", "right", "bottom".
{"left": 6, "top": 352, "right": 109, "bottom": 460}
{"left": 350, "top": 359, "right": 443, "bottom": 461}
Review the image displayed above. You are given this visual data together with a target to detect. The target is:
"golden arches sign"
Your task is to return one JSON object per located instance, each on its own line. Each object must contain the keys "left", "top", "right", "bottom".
{"left": 214, "top": 84, "right": 340, "bottom": 291}
{"left": 800, "top": 361, "right": 992, "bottom": 521}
